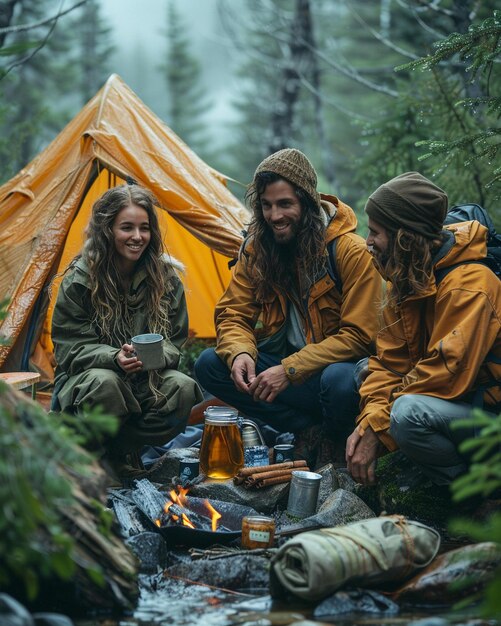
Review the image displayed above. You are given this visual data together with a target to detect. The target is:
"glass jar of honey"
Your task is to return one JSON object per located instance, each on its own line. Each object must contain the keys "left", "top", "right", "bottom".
{"left": 241, "top": 515, "right": 275, "bottom": 549}
{"left": 199, "top": 406, "right": 244, "bottom": 479}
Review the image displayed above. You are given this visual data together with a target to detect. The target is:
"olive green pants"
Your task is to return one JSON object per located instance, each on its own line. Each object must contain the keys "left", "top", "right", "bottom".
{"left": 58, "top": 367, "right": 202, "bottom": 453}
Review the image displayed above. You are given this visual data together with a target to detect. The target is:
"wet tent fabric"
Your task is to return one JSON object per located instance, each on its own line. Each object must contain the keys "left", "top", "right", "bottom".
{"left": 0, "top": 74, "right": 249, "bottom": 381}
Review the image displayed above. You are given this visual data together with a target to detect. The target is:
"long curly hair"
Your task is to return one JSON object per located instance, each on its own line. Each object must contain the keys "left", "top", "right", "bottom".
{"left": 81, "top": 184, "right": 173, "bottom": 345}
{"left": 379, "top": 228, "right": 445, "bottom": 308}
{"left": 244, "top": 172, "right": 326, "bottom": 301}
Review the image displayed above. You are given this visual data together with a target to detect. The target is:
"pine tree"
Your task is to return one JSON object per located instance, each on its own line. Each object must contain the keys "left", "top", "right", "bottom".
{"left": 400, "top": 9, "right": 501, "bottom": 207}
{"left": 160, "top": 1, "right": 211, "bottom": 157}
{"left": 349, "top": 1, "right": 500, "bottom": 214}
{"left": 0, "top": 1, "right": 81, "bottom": 181}
{"left": 72, "top": 0, "right": 114, "bottom": 104}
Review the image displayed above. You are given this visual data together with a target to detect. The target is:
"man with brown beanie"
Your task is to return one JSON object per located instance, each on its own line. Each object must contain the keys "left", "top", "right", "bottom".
{"left": 347, "top": 171, "right": 501, "bottom": 486}
{"left": 195, "top": 148, "right": 381, "bottom": 448}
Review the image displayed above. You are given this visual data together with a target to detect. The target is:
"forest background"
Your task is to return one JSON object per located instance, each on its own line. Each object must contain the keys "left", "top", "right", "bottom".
{"left": 0, "top": 0, "right": 500, "bottom": 229}
{"left": 1, "top": 1, "right": 501, "bottom": 615}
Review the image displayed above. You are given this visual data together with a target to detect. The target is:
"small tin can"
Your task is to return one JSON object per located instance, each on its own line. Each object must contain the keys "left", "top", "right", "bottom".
{"left": 241, "top": 515, "right": 275, "bottom": 549}
{"left": 273, "top": 443, "right": 295, "bottom": 463}
{"left": 244, "top": 445, "right": 270, "bottom": 467}
{"left": 287, "top": 470, "right": 322, "bottom": 519}
{"left": 178, "top": 458, "right": 200, "bottom": 481}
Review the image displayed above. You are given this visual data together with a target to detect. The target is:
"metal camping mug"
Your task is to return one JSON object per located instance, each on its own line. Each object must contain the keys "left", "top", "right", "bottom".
{"left": 287, "top": 470, "right": 322, "bottom": 519}
{"left": 273, "top": 443, "right": 295, "bottom": 464}
{"left": 131, "top": 333, "right": 165, "bottom": 371}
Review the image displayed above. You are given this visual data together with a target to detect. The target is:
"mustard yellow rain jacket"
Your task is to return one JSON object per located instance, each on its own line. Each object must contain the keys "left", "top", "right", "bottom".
{"left": 358, "top": 220, "right": 501, "bottom": 451}
{"left": 215, "top": 195, "right": 382, "bottom": 385}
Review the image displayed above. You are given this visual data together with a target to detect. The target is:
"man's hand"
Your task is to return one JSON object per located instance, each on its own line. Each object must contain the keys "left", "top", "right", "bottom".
{"left": 346, "top": 425, "right": 382, "bottom": 486}
{"left": 116, "top": 343, "right": 143, "bottom": 374}
{"left": 248, "top": 364, "right": 289, "bottom": 403}
{"left": 231, "top": 353, "right": 256, "bottom": 393}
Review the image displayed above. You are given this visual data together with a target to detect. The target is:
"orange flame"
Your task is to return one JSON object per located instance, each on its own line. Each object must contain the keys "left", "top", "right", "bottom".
{"left": 159, "top": 486, "right": 223, "bottom": 532}
{"left": 204, "top": 500, "right": 222, "bottom": 532}
{"left": 181, "top": 513, "right": 195, "bottom": 528}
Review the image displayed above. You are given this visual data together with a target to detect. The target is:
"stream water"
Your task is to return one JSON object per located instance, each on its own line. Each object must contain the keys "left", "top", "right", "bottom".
{"left": 74, "top": 577, "right": 489, "bottom": 626}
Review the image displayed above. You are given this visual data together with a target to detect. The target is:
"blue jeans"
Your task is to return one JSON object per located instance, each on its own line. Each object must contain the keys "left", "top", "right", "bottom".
{"left": 194, "top": 348, "right": 360, "bottom": 435}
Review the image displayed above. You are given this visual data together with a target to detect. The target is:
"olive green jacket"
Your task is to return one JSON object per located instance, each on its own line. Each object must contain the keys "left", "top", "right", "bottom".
{"left": 52, "top": 257, "right": 189, "bottom": 387}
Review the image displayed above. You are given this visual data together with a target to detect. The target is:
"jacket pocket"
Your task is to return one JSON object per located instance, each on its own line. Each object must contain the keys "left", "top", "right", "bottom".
{"left": 439, "top": 327, "right": 466, "bottom": 374}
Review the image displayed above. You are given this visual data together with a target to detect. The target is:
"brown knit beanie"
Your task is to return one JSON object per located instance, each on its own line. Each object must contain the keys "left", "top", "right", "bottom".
{"left": 365, "top": 172, "right": 448, "bottom": 239}
{"left": 252, "top": 148, "right": 322, "bottom": 209}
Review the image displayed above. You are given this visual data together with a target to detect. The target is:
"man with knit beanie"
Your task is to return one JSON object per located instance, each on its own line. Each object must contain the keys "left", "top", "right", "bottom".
{"left": 195, "top": 148, "right": 382, "bottom": 457}
{"left": 347, "top": 171, "right": 501, "bottom": 487}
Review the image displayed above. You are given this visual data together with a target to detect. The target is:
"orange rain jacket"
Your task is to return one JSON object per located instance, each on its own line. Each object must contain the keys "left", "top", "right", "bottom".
{"left": 215, "top": 195, "right": 382, "bottom": 385}
{"left": 357, "top": 220, "right": 501, "bottom": 451}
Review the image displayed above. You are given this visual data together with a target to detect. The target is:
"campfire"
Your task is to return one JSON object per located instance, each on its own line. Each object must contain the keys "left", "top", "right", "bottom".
{"left": 110, "top": 478, "right": 258, "bottom": 547}
{"left": 154, "top": 486, "right": 223, "bottom": 532}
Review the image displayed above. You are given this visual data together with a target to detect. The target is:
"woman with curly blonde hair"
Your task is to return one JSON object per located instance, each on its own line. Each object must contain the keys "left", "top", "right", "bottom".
{"left": 52, "top": 183, "right": 202, "bottom": 478}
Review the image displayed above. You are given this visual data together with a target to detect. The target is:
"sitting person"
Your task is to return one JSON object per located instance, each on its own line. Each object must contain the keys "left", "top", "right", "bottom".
{"left": 51, "top": 183, "right": 202, "bottom": 477}
{"left": 195, "top": 148, "right": 382, "bottom": 451}
{"left": 346, "top": 172, "right": 501, "bottom": 486}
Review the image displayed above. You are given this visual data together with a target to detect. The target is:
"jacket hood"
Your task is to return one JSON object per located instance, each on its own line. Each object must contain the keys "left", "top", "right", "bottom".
{"left": 434, "top": 220, "right": 489, "bottom": 271}
{"left": 321, "top": 193, "right": 358, "bottom": 243}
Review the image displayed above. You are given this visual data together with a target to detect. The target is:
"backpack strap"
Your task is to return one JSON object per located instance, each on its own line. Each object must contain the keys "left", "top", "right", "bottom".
{"left": 326, "top": 238, "right": 343, "bottom": 294}
{"left": 228, "top": 230, "right": 250, "bottom": 270}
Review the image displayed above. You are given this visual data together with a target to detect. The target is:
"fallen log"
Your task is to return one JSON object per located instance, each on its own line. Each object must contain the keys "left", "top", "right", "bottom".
{"left": 0, "top": 380, "right": 138, "bottom": 615}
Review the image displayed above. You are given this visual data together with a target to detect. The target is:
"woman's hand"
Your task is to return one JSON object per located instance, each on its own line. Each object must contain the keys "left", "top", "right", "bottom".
{"left": 116, "top": 343, "right": 143, "bottom": 374}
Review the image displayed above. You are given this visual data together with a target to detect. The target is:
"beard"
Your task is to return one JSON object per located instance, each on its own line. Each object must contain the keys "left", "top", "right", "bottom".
{"left": 370, "top": 248, "right": 391, "bottom": 280}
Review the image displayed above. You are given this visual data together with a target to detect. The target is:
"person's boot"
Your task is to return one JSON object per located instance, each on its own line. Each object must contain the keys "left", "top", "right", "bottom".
{"left": 101, "top": 446, "right": 150, "bottom": 485}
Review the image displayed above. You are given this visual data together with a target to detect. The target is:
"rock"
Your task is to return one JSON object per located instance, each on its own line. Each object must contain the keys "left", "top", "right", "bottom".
{"left": 335, "top": 468, "right": 356, "bottom": 492}
{"left": 311, "top": 488, "right": 375, "bottom": 526}
{"left": 393, "top": 542, "right": 501, "bottom": 605}
{"left": 164, "top": 553, "right": 271, "bottom": 590}
{"left": 148, "top": 448, "right": 199, "bottom": 485}
{"left": 274, "top": 488, "right": 374, "bottom": 538}
{"left": 189, "top": 477, "right": 291, "bottom": 514}
{"left": 148, "top": 452, "right": 341, "bottom": 516}
{"left": 316, "top": 463, "right": 339, "bottom": 508}
{"left": 314, "top": 589, "right": 399, "bottom": 617}
{"left": 32, "top": 615, "right": 75, "bottom": 626}
{"left": 0, "top": 594, "right": 34, "bottom": 626}
{"left": 125, "top": 532, "right": 169, "bottom": 573}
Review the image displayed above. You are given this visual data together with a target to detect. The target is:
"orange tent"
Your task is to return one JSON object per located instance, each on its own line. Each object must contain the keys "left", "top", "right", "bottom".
{"left": 0, "top": 74, "right": 249, "bottom": 381}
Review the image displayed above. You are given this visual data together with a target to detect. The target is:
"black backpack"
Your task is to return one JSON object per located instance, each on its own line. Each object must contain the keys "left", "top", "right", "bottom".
{"left": 436, "top": 203, "right": 501, "bottom": 283}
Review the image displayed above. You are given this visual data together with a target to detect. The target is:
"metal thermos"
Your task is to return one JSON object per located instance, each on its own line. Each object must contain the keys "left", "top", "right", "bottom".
{"left": 241, "top": 419, "right": 269, "bottom": 467}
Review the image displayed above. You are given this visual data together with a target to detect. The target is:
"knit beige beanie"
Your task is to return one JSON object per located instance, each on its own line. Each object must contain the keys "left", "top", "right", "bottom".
{"left": 253, "top": 148, "right": 322, "bottom": 209}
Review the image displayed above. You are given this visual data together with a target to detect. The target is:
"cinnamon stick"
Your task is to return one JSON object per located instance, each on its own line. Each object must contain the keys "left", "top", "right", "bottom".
{"left": 253, "top": 468, "right": 311, "bottom": 488}
{"left": 255, "top": 474, "right": 296, "bottom": 488}
{"left": 243, "top": 465, "right": 310, "bottom": 489}
{"left": 234, "top": 459, "right": 307, "bottom": 482}
{"left": 246, "top": 467, "right": 302, "bottom": 484}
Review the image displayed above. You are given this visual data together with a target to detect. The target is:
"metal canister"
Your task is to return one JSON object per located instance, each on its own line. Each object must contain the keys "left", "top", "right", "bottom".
{"left": 241, "top": 515, "right": 275, "bottom": 549}
{"left": 241, "top": 421, "right": 269, "bottom": 468}
{"left": 287, "top": 470, "right": 322, "bottom": 519}
{"left": 178, "top": 458, "right": 200, "bottom": 481}
{"left": 243, "top": 445, "right": 270, "bottom": 467}
{"left": 273, "top": 443, "right": 295, "bottom": 463}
